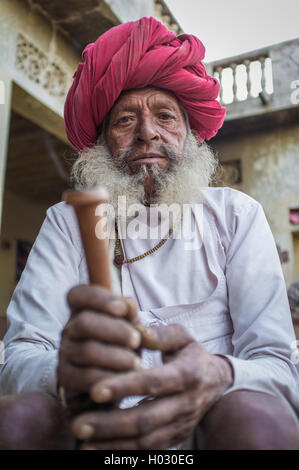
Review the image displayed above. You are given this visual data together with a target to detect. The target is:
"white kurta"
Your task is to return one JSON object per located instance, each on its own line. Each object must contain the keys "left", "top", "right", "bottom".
{"left": 0, "top": 187, "right": 298, "bottom": 426}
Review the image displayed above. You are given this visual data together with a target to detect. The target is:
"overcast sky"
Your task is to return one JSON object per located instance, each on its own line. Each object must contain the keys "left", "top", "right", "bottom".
{"left": 165, "top": 0, "right": 299, "bottom": 62}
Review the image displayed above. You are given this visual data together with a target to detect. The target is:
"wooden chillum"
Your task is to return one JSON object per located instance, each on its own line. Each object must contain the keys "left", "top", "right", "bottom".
{"left": 63, "top": 186, "right": 163, "bottom": 350}
{"left": 63, "top": 186, "right": 111, "bottom": 289}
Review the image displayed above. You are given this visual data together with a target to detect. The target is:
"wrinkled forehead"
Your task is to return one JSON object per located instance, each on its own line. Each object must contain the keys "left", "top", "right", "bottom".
{"left": 117, "top": 86, "right": 180, "bottom": 106}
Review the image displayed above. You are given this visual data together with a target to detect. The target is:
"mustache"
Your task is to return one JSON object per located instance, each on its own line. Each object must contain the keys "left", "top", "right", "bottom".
{"left": 116, "top": 144, "right": 181, "bottom": 170}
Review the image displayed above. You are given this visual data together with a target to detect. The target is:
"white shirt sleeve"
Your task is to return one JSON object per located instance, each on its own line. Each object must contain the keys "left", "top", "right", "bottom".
{"left": 221, "top": 195, "right": 299, "bottom": 419}
{"left": 0, "top": 204, "right": 83, "bottom": 397}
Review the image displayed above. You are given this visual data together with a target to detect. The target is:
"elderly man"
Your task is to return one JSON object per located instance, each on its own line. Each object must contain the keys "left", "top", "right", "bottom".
{"left": 0, "top": 17, "right": 298, "bottom": 450}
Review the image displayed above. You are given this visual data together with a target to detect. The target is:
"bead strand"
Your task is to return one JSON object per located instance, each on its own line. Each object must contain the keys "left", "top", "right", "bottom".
{"left": 114, "top": 227, "right": 173, "bottom": 266}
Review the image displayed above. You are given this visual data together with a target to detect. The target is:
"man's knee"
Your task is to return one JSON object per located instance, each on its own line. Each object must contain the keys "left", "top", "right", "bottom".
{"left": 0, "top": 392, "right": 76, "bottom": 449}
{"left": 196, "top": 390, "right": 299, "bottom": 450}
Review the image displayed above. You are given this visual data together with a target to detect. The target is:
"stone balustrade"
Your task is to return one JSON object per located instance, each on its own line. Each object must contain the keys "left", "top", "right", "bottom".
{"left": 207, "top": 38, "right": 299, "bottom": 122}
{"left": 212, "top": 52, "right": 273, "bottom": 105}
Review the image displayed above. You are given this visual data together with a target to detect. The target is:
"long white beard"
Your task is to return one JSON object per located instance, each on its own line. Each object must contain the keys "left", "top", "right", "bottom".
{"left": 70, "top": 132, "right": 218, "bottom": 214}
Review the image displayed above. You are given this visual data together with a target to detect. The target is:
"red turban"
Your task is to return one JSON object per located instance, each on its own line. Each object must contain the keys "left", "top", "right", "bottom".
{"left": 64, "top": 17, "right": 225, "bottom": 152}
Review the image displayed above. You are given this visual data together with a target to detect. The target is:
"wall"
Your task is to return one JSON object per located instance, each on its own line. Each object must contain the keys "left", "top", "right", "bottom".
{"left": 212, "top": 121, "right": 299, "bottom": 287}
{"left": 0, "top": 191, "right": 49, "bottom": 317}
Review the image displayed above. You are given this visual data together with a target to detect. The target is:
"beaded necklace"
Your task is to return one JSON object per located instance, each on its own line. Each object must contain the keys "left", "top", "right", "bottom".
{"left": 113, "top": 225, "right": 173, "bottom": 266}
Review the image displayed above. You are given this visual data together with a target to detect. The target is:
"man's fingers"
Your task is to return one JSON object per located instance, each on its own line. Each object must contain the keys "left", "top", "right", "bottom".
{"left": 72, "top": 392, "right": 197, "bottom": 442}
{"left": 134, "top": 417, "right": 197, "bottom": 450}
{"left": 90, "top": 356, "right": 196, "bottom": 403}
{"left": 60, "top": 337, "right": 141, "bottom": 370}
{"left": 79, "top": 416, "right": 195, "bottom": 449}
{"left": 65, "top": 311, "right": 141, "bottom": 348}
{"left": 67, "top": 284, "right": 132, "bottom": 318}
{"left": 57, "top": 358, "right": 113, "bottom": 397}
{"left": 142, "top": 323, "right": 193, "bottom": 351}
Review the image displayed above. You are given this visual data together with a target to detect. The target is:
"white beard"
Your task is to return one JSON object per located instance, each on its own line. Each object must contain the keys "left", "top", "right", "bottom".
{"left": 70, "top": 132, "right": 218, "bottom": 215}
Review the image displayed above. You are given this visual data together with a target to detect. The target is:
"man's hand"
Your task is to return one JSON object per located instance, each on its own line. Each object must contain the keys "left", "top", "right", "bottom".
{"left": 57, "top": 285, "right": 142, "bottom": 403}
{"left": 70, "top": 324, "right": 234, "bottom": 450}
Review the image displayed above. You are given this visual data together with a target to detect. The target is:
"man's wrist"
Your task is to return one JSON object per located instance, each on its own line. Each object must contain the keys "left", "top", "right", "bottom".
{"left": 214, "top": 354, "right": 234, "bottom": 391}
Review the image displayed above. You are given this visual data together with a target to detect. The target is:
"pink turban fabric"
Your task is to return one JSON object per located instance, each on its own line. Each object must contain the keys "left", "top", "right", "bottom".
{"left": 64, "top": 17, "right": 225, "bottom": 152}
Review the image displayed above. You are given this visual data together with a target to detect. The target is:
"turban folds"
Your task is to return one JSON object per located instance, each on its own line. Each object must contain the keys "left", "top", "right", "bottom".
{"left": 64, "top": 17, "right": 225, "bottom": 152}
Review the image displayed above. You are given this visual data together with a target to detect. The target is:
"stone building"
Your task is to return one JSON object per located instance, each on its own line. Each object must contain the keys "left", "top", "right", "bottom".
{"left": 0, "top": 0, "right": 298, "bottom": 337}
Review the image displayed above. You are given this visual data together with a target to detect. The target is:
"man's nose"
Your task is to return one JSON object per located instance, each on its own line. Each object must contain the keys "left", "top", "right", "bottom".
{"left": 135, "top": 116, "right": 159, "bottom": 143}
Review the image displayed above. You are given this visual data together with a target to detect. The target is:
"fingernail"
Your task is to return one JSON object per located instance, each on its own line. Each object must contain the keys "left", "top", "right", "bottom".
{"left": 130, "top": 330, "right": 141, "bottom": 349}
{"left": 77, "top": 423, "right": 94, "bottom": 439}
{"left": 93, "top": 386, "right": 112, "bottom": 403}
{"left": 106, "top": 299, "right": 127, "bottom": 315}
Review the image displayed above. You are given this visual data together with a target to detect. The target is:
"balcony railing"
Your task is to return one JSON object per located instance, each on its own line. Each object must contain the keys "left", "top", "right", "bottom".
{"left": 207, "top": 38, "right": 299, "bottom": 121}
{"left": 213, "top": 54, "right": 273, "bottom": 105}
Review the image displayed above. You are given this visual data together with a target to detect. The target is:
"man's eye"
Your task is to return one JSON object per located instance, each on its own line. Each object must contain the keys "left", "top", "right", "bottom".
{"left": 116, "top": 116, "right": 133, "bottom": 125}
{"left": 159, "top": 113, "right": 174, "bottom": 121}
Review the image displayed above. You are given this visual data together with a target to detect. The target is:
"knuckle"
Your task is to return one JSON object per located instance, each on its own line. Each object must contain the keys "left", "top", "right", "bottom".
{"left": 67, "top": 284, "right": 109, "bottom": 310}
{"left": 67, "top": 284, "right": 86, "bottom": 306}
{"left": 73, "top": 312, "right": 91, "bottom": 333}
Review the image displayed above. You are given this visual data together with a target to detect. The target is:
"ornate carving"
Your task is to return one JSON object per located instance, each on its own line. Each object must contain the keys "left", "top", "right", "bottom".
{"left": 15, "top": 33, "right": 67, "bottom": 97}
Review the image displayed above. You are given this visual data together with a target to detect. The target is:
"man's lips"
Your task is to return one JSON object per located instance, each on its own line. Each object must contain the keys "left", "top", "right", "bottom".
{"left": 129, "top": 153, "right": 166, "bottom": 164}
